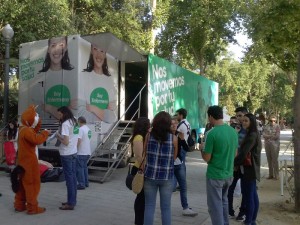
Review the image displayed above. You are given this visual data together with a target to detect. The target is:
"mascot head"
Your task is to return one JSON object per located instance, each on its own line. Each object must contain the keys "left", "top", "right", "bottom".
{"left": 21, "top": 105, "right": 40, "bottom": 128}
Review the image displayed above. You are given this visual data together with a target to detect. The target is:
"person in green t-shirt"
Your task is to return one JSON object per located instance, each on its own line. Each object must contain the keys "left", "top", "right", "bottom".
{"left": 200, "top": 105, "right": 238, "bottom": 225}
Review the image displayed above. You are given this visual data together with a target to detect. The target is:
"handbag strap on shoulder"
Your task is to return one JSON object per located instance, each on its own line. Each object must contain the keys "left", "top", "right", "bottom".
{"left": 139, "top": 133, "right": 150, "bottom": 170}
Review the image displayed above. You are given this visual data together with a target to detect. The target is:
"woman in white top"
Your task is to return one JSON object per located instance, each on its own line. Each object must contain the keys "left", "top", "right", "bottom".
{"left": 38, "top": 36, "right": 74, "bottom": 120}
{"left": 56, "top": 106, "right": 78, "bottom": 210}
{"left": 79, "top": 45, "right": 117, "bottom": 124}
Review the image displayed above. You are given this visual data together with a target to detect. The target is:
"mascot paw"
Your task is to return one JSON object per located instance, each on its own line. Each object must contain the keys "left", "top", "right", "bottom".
{"left": 27, "top": 207, "right": 46, "bottom": 215}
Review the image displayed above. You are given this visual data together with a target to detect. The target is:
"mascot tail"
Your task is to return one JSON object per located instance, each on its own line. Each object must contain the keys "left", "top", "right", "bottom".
{"left": 10, "top": 165, "right": 25, "bottom": 193}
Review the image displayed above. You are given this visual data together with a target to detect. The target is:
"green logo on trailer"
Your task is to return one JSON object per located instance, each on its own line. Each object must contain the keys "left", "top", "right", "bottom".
{"left": 45, "top": 85, "right": 71, "bottom": 107}
{"left": 90, "top": 88, "right": 109, "bottom": 109}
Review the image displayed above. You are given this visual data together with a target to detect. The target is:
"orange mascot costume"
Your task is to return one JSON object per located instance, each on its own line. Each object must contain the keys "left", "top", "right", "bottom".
{"left": 14, "top": 105, "right": 50, "bottom": 214}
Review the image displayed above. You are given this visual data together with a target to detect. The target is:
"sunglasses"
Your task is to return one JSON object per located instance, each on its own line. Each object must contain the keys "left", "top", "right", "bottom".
{"left": 270, "top": 120, "right": 276, "bottom": 122}
{"left": 236, "top": 114, "right": 243, "bottom": 117}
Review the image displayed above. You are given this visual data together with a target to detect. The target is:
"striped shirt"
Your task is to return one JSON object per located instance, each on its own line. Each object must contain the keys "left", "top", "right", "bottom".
{"left": 144, "top": 133, "right": 174, "bottom": 180}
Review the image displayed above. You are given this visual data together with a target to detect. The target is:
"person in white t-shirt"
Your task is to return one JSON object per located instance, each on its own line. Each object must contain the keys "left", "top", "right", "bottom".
{"left": 56, "top": 106, "right": 78, "bottom": 210}
{"left": 35, "top": 36, "right": 74, "bottom": 121}
{"left": 78, "top": 45, "right": 117, "bottom": 124}
{"left": 175, "top": 108, "right": 198, "bottom": 217}
{"left": 76, "top": 116, "right": 91, "bottom": 190}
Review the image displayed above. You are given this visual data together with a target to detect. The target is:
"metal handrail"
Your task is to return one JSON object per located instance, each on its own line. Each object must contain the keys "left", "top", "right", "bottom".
{"left": 101, "top": 84, "right": 146, "bottom": 144}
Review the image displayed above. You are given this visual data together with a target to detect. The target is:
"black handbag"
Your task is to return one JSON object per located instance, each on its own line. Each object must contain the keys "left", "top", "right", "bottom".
{"left": 125, "top": 164, "right": 134, "bottom": 190}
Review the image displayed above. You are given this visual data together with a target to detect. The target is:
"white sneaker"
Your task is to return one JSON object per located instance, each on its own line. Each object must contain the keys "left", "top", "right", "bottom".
{"left": 182, "top": 208, "right": 198, "bottom": 217}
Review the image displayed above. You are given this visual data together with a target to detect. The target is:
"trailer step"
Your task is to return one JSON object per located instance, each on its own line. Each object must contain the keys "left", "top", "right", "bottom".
{"left": 88, "top": 166, "right": 109, "bottom": 171}
{"left": 89, "top": 157, "right": 117, "bottom": 162}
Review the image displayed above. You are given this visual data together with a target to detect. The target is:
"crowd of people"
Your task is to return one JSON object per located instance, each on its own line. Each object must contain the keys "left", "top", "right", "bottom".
{"left": 129, "top": 106, "right": 283, "bottom": 225}
{"left": 2, "top": 104, "right": 284, "bottom": 224}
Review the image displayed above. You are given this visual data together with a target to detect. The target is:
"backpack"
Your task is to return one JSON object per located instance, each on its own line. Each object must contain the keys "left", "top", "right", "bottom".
{"left": 178, "top": 121, "right": 195, "bottom": 147}
{"left": 187, "top": 133, "right": 195, "bottom": 147}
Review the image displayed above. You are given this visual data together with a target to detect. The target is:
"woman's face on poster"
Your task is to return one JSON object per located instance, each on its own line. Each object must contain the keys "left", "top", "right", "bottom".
{"left": 48, "top": 37, "right": 67, "bottom": 66}
{"left": 91, "top": 45, "right": 106, "bottom": 70}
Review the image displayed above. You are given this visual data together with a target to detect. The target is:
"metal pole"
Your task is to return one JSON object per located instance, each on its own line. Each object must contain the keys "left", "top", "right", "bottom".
{"left": 3, "top": 39, "right": 10, "bottom": 126}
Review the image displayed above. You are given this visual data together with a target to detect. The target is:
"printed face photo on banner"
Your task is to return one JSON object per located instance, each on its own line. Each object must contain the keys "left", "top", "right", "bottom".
{"left": 78, "top": 43, "right": 117, "bottom": 124}
{"left": 39, "top": 36, "right": 75, "bottom": 120}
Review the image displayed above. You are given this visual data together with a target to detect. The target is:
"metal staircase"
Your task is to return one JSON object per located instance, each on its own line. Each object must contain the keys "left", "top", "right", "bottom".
{"left": 87, "top": 84, "right": 146, "bottom": 183}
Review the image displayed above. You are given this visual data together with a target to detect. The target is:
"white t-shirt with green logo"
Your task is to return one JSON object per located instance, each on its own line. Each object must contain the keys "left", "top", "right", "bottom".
{"left": 59, "top": 119, "right": 79, "bottom": 156}
{"left": 78, "top": 124, "right": 92, "bottom": 155}
{"left": 44, "top": 70, "right": 72, "bottom": 108}
{"left": 78, "top": 70, "right": 117, "bottom": 124}
{"left": 30, "top": 69, "right": 75, "bottom": 122}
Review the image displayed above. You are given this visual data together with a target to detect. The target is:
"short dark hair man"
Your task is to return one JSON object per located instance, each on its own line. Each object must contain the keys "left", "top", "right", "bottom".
{"left": 200, "top": 105, "right": 238, "bottom": 225}
{"left": 174, "top": 108, "right": 198, "bottom": 217}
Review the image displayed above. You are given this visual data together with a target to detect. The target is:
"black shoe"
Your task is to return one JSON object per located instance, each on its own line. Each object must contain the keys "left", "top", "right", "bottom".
{"left": 77, "top": 186, "right": 85, "bottom": 190}
{"left": 59, "top": 204, "right": 74, "bottom": 210}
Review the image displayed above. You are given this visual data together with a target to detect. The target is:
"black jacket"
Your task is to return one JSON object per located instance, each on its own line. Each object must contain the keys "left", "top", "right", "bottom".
{"left": 234, "top": 132, "right": 262, "bottom": 181}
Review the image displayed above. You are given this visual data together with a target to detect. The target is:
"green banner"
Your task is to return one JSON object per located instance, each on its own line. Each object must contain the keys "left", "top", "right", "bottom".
{"left": 148, "top": 54, "right": 218, "bottom": 130}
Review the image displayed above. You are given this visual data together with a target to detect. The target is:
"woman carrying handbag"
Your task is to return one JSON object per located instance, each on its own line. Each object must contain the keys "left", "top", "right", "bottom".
{"left": 130, "top": 117, "right": 150, "bottom": 225}
{"left": 143, "top": 111, "right": 178, "bottom": 225}
{"left": 234, "top": 113, "right": 262, "bottom": 225}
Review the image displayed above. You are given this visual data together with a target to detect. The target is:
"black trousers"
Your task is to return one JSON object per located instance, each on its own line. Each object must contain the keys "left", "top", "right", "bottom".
{"left": 131, "top": 166, "right": 145, "bottom": 225}
{"left": 227, "top": 169, "right": 246, "bottom": 215}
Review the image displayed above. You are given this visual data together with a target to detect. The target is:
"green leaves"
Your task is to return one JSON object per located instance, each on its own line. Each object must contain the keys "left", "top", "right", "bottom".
{"left": 156, "top": 0, "right": 239, "bottom": 75}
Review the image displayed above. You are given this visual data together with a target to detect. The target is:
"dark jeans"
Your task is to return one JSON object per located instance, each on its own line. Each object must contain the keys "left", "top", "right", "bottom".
{"left": 131, "top": 166, "right": 145, "bottom": 225}
{"left": 61, "top": 154, "right": 77, "bottom": 206}
{"left": 227, "top": 170, "right": 246, "bottom": 216}
{"left": 243, "top": 178, "right": 259, "bottom": 224}
{"left": 76, "top": 155, "right": 90, "bottom": 188}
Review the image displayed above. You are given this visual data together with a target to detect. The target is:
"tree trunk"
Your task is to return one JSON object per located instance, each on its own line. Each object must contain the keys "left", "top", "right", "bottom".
{"left": 294, "top": 49, "right": 300, "bottom": 212}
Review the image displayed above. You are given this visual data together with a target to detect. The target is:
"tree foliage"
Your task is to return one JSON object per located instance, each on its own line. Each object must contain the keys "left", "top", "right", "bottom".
{"left": 156, "top": 0, "right": 240, "bottom": 75}
{"left": 0, "top": 0, "right": 154, "bottom": 124}
{"left": 240, "top": 0, "right": 300, "bottom": 211}
{"left": 206, "top": 57, "right": 271, "bottom": 115}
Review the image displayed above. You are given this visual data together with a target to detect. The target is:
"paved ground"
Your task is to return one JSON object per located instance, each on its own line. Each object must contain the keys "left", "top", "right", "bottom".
{"left": 0, "top": 130, "right": 294, "bottom": 225}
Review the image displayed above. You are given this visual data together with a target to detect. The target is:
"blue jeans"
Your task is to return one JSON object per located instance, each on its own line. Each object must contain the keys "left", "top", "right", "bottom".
{"left": 243, "top": 178, "right": 259, "bottom": 225}
{"left": 172, "top": 176, "right": 178, "bottom": 191}
{"left": 180, "top": 148, "right": 187, "bottom": 165}
{"left": 174, "top": 164, "right": 188, "bottom": 209}
{"left": 76, "top": 155, "right": 90, "bottom": 188}
{"left": 206, "top": 177, "right": 233, "bottom": 225}
{"left": 144, "top": 178, "right": 173, "bottom": 225}
{"left": 61, "top": 154, "right": 77, "bottom": 206}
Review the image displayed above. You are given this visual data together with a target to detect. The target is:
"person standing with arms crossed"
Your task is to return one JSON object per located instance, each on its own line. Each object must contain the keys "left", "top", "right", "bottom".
{"left": 263, "top": 115, "right": 280, "bottom": 180}
{"left": 76, "top": 116, "right": 91, "bottom": 190}
{"left": 200, "top": 106, "right": 238, "bottom": 225}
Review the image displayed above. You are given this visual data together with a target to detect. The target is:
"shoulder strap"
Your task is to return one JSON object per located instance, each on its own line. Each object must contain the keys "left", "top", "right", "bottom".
{"left": 139, "top": 133, "right": 150, "bottom": 170}
{"left": 179, "top": 120, "right": 191, "bottom": 135}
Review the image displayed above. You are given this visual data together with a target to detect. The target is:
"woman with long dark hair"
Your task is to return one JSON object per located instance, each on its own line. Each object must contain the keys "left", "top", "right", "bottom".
{"left": 234, "top": 113, "right": 262, "bottom": 225}
{"left": 39, "top": 36, "right": 73, "bottom": 73}
{"left": 143, "top": 111, "right": 178, "bottom": 225}
{"left": 79, "top": 45, "right": 117, "bottom": 124}
{"left": 37, "top": 36, "right": 75, "bottom": 120}
{"left": 56, "top": 106, "right": 78, "bottom": 210}
{"left": 7, "top": 120, "right": 18, "bottom": 152}
{"left": 131, "top": 117, "right": 150, "bottom": 225}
